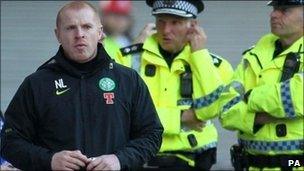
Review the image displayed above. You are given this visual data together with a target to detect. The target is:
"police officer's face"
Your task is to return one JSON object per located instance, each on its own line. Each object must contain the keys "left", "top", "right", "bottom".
{"left": 156, "top": 15, "right": 191, "bottom": 53}
{"left": 55, "top": 7, "right": 102, "bottom": 63}
{"left": 270, "top": 6, "right": 303, "bottom": 39}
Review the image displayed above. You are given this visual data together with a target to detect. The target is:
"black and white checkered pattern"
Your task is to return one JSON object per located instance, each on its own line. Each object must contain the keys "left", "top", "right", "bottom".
{"left": 192, "top": 85, "right": 225, "bottom": 109}
{"left": 222, "top": 96, "right": 242, "bottom": 113}
{"left": 177, "top": 98, "right": 193, "bottom": 106}
{"left": 280, "top": 80, "right": 296, "bottom": 118}
{"left": 152, "top": 0, "right": 198, "bottom": 18}
{"left": 239, "top": 139, "right": 304, "bottom": 152}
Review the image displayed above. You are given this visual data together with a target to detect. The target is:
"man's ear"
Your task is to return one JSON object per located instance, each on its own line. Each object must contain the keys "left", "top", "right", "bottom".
{"left": 54, "top": 28, "right": 61, "bottom": 44}
{"left": 98, "top": 25, "right": 103, "bottom": 41}
{"left": 190, "top": 19, "right": 198, "bottom": 27}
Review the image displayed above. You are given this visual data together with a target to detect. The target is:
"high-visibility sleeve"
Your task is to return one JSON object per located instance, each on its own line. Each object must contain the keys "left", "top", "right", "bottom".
{"left": 189, "top": 49, "right": 225, "bottom": 121}
{"left": 248, "top": 72, "right": 303, "bottom": 118}
{"left": 219, "top": 61, "right": 256, "bottom": 135}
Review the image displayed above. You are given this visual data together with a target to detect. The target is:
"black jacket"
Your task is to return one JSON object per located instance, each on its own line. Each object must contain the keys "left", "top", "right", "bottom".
{"left": 1, "top": 44, "right": 163, "bottom": 170}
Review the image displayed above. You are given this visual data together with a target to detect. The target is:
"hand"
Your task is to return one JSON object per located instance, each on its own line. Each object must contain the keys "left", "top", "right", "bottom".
{"left": 181, "top": 109, "right": 205, "bottom": 132}
{"left": 254, "top": 112, "right": 279, "bottom": 125}
{"left": 186, "top": 23, "right": 207, "bottom": 52}
{"left": 86, "top": 154, "right": 121, "bottom": 171}
{"left": 51, "top": 150, "right": 89, "bottom": 171}
{"left": 133, "top": 23, "right": 156, "bottom": 44}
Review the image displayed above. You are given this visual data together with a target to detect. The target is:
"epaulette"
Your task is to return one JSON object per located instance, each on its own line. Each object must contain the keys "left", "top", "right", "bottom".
{"left": 210, "top": 53, "right": 223, "bottom": 67}
{"left": 242, "top": 45, "right": 255, "bottom": 55}
{"left": 120, "top": 43, "right": 143, "bottom": 56}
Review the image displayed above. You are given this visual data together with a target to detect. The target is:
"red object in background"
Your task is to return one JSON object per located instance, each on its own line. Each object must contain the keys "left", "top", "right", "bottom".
{"left": 99, "top": 0, "right": 132, "bottom": 15}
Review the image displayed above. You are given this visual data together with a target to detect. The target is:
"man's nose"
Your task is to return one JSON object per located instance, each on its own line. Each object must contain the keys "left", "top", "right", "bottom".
{"left": 75, "top": 28, "right": 85, "bottom": 39}
{"left": 163, "top": 23, "right": 172, "bottom": 34}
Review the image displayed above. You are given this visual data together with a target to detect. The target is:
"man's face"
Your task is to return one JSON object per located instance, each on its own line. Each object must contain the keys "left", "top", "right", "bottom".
{"left": 55, "top": 7, "right": 102, "bottom": 63}
{"left": 270, "top": 6, "right": 303, "bottom": 39}
{"left": 102, "top": 13, "right": 132, "bottom": 36}
{"left": 156, "top": 14, "right": 192, "bottom": 53}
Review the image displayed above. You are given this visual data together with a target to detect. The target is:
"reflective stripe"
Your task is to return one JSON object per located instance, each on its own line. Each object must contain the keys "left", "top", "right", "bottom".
{"left": 177, "top": 98, "right": 193, "bottom": 106}
{"left": 280, "top": 80, "right": 296, "bottom": 118}
{"left": 222, "top": 96, "right": 242, "bottom": 113}
{"left": 225, "top": 81, "right": 245, "bottom": 95}
{"left": 192, "top": 85, "right": 224, "bottom": 109}
{"left": 195, "top": 141, "right": 217, "bottom": 153}
{"left": 0, "top": 116, "right": 4, "bottom": 131}
{"left": 239, "top": 139, "right": 304, "bottom": 152}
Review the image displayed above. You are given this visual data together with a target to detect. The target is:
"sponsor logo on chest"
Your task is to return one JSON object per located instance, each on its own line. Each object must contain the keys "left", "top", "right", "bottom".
{"left": 99, "top": 77, "right": 116, "bottom": 104}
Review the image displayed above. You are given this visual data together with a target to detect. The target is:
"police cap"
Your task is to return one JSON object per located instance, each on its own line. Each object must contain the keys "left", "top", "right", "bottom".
{"left": 267, "top": 0, "right": 304, "bottom": 6}
{"left": 146, "top": 0, "right": 204, "bottom": 18}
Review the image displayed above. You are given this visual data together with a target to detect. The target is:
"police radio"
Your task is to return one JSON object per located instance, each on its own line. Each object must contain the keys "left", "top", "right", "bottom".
{"left": 280, "top": 52, "right": 300, "bottom": 82}
{"left": 180, "top": 65, "right": 193, "bottom": 98}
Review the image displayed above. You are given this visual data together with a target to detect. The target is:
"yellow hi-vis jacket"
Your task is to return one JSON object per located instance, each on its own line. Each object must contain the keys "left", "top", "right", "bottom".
{"left": 219, "top": 34, "right": 303, "bottom": 156}
{"left": 103, "top": 37, "right": 131, "bottom": 66}
{"left": 138, "top": 35, "right": 233, "bottom": 165}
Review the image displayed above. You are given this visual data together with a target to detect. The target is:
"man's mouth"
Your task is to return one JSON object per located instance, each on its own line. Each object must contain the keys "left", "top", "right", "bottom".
{"left": 75, "top": 43, "right": 87, "bottom": 50}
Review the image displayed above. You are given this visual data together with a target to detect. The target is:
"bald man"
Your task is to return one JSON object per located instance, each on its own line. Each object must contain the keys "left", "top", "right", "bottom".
{"left": 0, "top": 2, "right": 163, "bottom": 170}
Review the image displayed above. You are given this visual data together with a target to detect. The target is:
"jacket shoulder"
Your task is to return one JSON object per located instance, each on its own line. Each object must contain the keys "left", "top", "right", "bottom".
{"left": 242, "top": 46, "right": 255, "bottom": 55}
{"left": 112, "top": 62, "right": 139, "bottom": 78}
{"left": 242, "top": 34, "right": 278, "bottom": 56}
{"left": 36, "top": 57, "right": 57, "bottom": 71}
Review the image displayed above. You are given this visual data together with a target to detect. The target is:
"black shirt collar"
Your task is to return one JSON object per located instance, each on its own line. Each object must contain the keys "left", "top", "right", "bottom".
{"left": 158, "top": 44, "right": 183, "bottom": 68}
{"left": 273, "top": 40, "right": 284, "bottom": 59}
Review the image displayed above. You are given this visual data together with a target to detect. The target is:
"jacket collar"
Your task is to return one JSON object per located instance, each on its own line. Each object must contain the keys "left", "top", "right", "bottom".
{"left": 245, "top": 34, "right": 303, "bottom": 66}
{"left": 38, "top": 43, "right": 112, "bottom": 78}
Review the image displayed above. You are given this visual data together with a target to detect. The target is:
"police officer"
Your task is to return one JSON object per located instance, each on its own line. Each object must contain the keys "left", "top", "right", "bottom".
{"left": 120, "top": 0, "right": 233, "bottom": 170}
{"left": 219, "top": 0, "right": 303, "bottom": 170}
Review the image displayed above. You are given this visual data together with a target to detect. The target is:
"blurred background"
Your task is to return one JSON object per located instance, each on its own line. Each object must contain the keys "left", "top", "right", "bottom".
{"left": 1, "top": 1, "right": 271, "bottom": 170}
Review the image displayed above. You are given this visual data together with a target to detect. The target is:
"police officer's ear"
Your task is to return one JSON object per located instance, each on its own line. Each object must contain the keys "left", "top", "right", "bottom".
{"left": 54, "top": 28, "right": 61, "bottom": 44}
{"left": 190, "top": 19, "right": 198, "bottom": 28}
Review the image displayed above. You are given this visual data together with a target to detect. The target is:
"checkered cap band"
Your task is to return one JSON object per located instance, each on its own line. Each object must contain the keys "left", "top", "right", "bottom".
{"left": 152, "top": 0, "right": 198, "bottom": 18}
{"left": 239, "top": 139, "right": 304, "bottom": 152}
{"left": 280, "top": 80, "right": 296, "bottom": 118}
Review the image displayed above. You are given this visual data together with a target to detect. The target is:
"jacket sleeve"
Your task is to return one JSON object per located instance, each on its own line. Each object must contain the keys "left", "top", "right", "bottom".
{"left": 219, "top": 60, "right": 256, "bottom": 135}
{"left": 114, "top": 72, "right": 163, "bottom": 170}
{"left": 189, "top": 49, "right": 226, "bottom": 120}
{"left": 0, "top": 77, "right": 54, "bottom": 170}
{"left": 248, "top": 71, "right": 303, "bottom": 118}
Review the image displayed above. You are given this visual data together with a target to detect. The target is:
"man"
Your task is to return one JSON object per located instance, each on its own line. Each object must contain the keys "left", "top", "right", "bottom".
{"left": 99, "top": 0, "right": 134, "bottom": 66}
{"left": 99, "top": 0, "right": 157, "bottom": 72}
{"left": 219, "top": 0, "right": 303, "bottom": 170}
{"left": 120, "top": 0, "right": 233, "bottom": 170}
{"left": 0, "top": 2, "right": 163, "bottom": 170}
